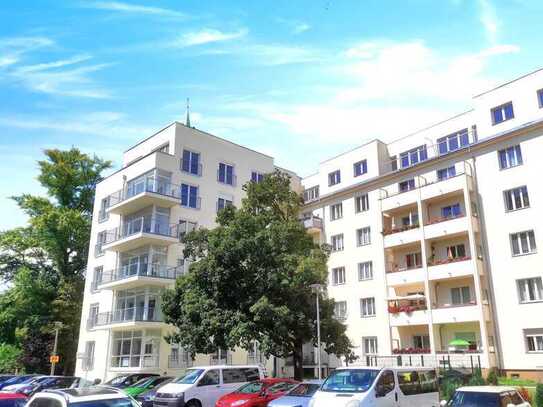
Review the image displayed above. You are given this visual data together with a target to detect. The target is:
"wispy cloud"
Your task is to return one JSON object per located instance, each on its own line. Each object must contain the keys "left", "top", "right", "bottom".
{"left": 276, "top": 18, "right": 311, "bottom": 34}
{"left": 478, "top": 0, "right": 500, "bottom": 43}
{"left": 171, "top": 28, "right": 248, "bottom": 47}
{"left": 85, "top": 1, "right": 187, "bottom": 19}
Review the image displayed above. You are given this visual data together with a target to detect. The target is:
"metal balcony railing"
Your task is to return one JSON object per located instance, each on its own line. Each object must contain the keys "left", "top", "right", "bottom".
{"left": 104, "top": 217, "right": 179, "bottom": 244}
{"left": 168, "top": 355, "right": 194, "bottom": 369}
{"left": 385, "top": 261, "right": 423, "bottom": 274}
{"left": 107, "top": 177, "right": 181, "bottom": 207}
{"left": 209, "top": 353, "right": 233, "bottom": 365}
{"left": 424, "top": 212, "right": 465, "bottom": 226}
{"left": 427, "top": 255, "right": 471, "bottom": 267}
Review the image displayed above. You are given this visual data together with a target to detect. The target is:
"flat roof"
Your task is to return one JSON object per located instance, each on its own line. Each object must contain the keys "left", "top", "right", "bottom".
{"left": 473, "top": 66, "right": 543, "bottom": 98}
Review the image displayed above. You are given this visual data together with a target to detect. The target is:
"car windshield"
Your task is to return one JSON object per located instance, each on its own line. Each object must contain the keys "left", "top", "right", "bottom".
{"left": 450, "top": 391, "right": 500, "bottom": 407}
{"left": 236, "top": 381, "right": 265, "bottom": 394}
{"left": 105, "top": 376, "right": 130, "bottom": 385}
{"left": 287, "top": 383, "right": 321, "bottom": 397}
{"left": 321, "top": 369, "right": 379, "bottom": 393}
{"left": 173, "top": 369, "right": 204, "bottom": 384}
{"left": 71, "top": 398, "right": 138, "bottom": 407}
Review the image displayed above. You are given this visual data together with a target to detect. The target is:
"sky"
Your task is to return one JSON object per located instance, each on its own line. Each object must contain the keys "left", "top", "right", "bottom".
{"left": 0, "top": 0, "right": 542, "bottom": 230}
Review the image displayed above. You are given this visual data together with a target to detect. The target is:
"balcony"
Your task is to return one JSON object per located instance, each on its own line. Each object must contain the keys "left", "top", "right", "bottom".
{"left": 424, "top": 214, "right": 477, "bottom": 240}
{"left": 96, "top": 264, "right": 184, "bottom": 290}
{"left": 420, "top": 172, "right": 473, "bottom": 202}
{"left": 380, "top": 187, "right": 419, "bottom": 212}
{"left": 432, "top": 303, "right": 479, "bottom": 324}
{"left": 388, "top": 295, "right": 428, "bottom": 327}
{"left": 111, "top": 355, "right": 159, "bottom": 370}
{"left": 102, "top": 217, "right": 179, "bottom": 252}
{"left": 386, "top": 263, "right": 425, "bottom": 286}
{"left": 168, "top": 355, "right": 194, "bottom": 369}
{"left": 89, "top": 307, "right": 164, "bottom": 329}
{"left": 302, "top": 215, "right": 323, "bottom": 234}
{"left": 383, "top": 224, "right": 421, "bottom": 248}
{"left": 427, "top": 256, "right": 474, "bottom": 280}
{"left": 209, "top": 353, "right": 233, "bottom": 365}
{"left": 107, "top": 177, "right": 181, "bottom": 216}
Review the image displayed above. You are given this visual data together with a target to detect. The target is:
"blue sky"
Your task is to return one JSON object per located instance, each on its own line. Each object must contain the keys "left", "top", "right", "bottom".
{"left": 1, "top": 0, "right": 542, "bottom": 230}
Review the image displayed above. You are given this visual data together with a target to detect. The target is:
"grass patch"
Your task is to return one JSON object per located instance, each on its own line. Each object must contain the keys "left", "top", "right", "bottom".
{"left": 498, "top": 377, "right": 537, "bottom": 387}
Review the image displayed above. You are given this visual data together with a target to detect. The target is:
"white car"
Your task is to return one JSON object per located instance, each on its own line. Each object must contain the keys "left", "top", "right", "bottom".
{"left": 443, "top": 386, "right": 531, "bottom": 406}
{"left": 154, "top": 365, "right": 265, "bottom": 407}
{"left": 309, "top": 366, "right": 440, "bottom": 407}
{"left": 25, "top": 387, "right": 139, "bottom": 407}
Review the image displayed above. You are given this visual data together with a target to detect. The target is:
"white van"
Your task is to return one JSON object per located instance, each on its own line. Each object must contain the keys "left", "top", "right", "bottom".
{"left": 309, "top": 366, "right": 440, "bottom": 407}
{"left": 153, "top": 365, "right": 265, "bottom": 407}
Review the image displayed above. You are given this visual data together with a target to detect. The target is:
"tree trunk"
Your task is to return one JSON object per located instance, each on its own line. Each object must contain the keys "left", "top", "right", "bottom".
{"left": 293, "top": 341, "right": 304, "bottom": 381}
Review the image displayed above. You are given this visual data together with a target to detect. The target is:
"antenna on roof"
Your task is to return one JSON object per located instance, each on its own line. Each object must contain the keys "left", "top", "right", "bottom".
{"left": 185, "top": 98, "right": 191, "bottom": 128}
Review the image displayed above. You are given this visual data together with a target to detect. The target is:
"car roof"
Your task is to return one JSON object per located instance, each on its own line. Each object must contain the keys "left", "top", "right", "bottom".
{"left": 42, "top": 387, "right": 129, "bottom": 401}
{"left": 457, "top": 386, "right": 518, "bottom": 393}
{"left": 190, "top": 365, "right": 261, "bottom": 370}
{"left": 336, "top": 366, "right": 434, "bottom": 372}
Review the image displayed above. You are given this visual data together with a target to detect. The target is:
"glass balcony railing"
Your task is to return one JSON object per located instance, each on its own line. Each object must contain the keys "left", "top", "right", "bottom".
{"left": 88, "top": 307, "right": 163, "bottom": 327}
{"left": 107, "top": 177, "right": 181, "bottom": 207}
{"left": 96, "top": 264, "right": 185, "bottom": 286}
{"left": 104, "top": 216, "right": 179, "bottom": 244}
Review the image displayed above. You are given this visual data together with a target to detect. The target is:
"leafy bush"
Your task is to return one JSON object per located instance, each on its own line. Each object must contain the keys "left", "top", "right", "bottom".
{"left": 0, "top": 343, "right": 22, "bottom": 373}
{"left": 441, "top": 378, "right": 462, "bottom": 401}
{"left": 535, "top": 383, "right": 543, "bottom": 407}
{"left": 468, "top": 368, "right": 486, "bottom": 386}
{"left": 518, "top": 386, "right": 532, "bottom": 404}
{"left": 486, "top": 367, "right": 499, "bottom": 386}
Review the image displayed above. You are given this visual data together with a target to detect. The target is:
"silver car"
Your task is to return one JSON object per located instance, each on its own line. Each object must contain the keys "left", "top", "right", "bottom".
{"left": 268, "top": 380, "right": 323, "bottom": 407}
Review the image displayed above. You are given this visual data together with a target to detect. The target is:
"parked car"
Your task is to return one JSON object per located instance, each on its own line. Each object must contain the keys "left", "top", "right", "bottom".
{"left": 268, "top": 380, "right": 323, "bottom": 407}
{"left": 0, "top": 375, "right": 38, "bottom": 391}
{"left": 0, "top": 377, "right": 17, "bottom": 388}
{"left": 154, "top": 365, "right": 265, "bottom": 407}
{"left": 104, "top": 374, "right": 160, "bottom": 389}
{"left": 124, "top": 376, "right": 173, "bottom": 398}
{"left": 309, "top": 366, "right": 440, "bottom": 407}
{"left": 137, "top": 379, "right": 174, "bottom": 407}
{"left": 26, "top": 386, "right": 140, "bottom": 407}
{"left": 0, "top": 392, "right": 28, "bottom": 407}
{"left": 216, "top": 378, "right": 299, "bottom": 407}
{"left": 442, "top": 386, "right": 531, "bottom": 406}
{"left": 3, "top": 376, "right": 86, "bottom": 397}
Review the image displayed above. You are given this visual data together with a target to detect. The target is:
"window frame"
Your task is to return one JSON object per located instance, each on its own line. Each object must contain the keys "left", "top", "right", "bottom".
{"left": 331, "top": 266, "right": 346, "bottom": 286}
{"left": 510, "top": 230, "right": 537, "bottom": 256}
{"left": 437, "top": 166, "right": 456, "bottom": 181}
{"left": 538, "top": 88, "right": 543, "bottom": 109}
{"left": 363, "top": 336, "right": 378, "bottom": 355}
{"left": 358, "top": 261, "right": 373, "bottom": 281}
{"left": 437, "top": 129, "right": 469, "bottom": 155}
{"left": 491, "top": 101, "right": 515, "bottom": 125}
{"left": 503, "top": 186, "right": 530, "bottom": 212}
{"left": 399, "top": 178, "right": 415, "bottom": 193}
{"left": 356, "top": 226, "right": 371, "bottom": 246}
{"left": 360, "top": 297, "right": 376, "bottom": 318}
{"left": 303, "top": 185, "right": 319, "bottom": 203}
{"left": 334, "top": 301, "right": 347, "bottom": 320}
{"left": 180, "top": 183, "right": 200, "bottom": 209}
{"left": 330, "top": 234, "right": 344, "bottom": 252}
{"left": 353, "top": 159, "right": 368, "bottom": 177}
{"left": 517, "top": 277, "right": 543, "bottom": 304}
{"left": 498, "top": 145, "right": 523, "bottom": 170}
{"left": 218, "top": 162, "right": 236, "bottom": 186}
{"left": 354, "top": 193, "right": 369, "bottom": 213}
{"left": 181, "top": 149, "right": 202, "bottom": 176}
{"left": 330, "top": 202, "right": 343, "bottom": 221}
{"left": 399, "top": 145, "right": 428, "bottom": 169}
{"left": 526, "top": 332, "right": 543, "bottom": 353}
{"left": 328, "top": 170, "right": 341, "bottom": 186}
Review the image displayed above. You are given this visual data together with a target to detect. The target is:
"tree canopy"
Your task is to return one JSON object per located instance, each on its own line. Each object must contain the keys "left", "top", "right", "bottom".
{"left": 162, "top": 170, "right": 354, "bottom": 379}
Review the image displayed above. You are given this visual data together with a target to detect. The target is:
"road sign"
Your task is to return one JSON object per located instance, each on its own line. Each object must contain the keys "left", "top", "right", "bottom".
{"left": 50, "top": 355, "right": 60, "bottom": 364}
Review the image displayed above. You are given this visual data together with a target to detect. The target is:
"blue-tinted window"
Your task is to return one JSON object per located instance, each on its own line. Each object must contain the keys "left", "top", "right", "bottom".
{"left": 498, "top": 145, "right": 523, "bottom": 169}
{"left": 353, "top": 160, "right": 367, "bottom": 177}
{"left": 441, "top": 203, "right": 461, "bottom": 218}
{"left": 399, "top": 145, "right": 427, "bottom": 168}
{"left": 251, "top": 171, "right": 264, "bottom": 183}
{"left": 538, "top": 89, "right": 543, "bottom": 108}
{"left": 437, "top": 166, "right": 456, "bottom": 181}
{"left": 217, "top": 197, "right": 233, "bottom": 212}
{"left": 438, "top": 129, "right": 469, "bottom": 155}
{"left": 218, "top": 163, "right": 235, "bottom": 185}
{"left": 181, "top": 150, "right": 201, "bottom": 175}
{"left": 328, "top": 170, "right": 341, "bottom": 186}
{"left": 181, "top": 184, "right": 199, "bottom": 208}
{"left": 491, "top": 102, "right": 514, "bottom": 125}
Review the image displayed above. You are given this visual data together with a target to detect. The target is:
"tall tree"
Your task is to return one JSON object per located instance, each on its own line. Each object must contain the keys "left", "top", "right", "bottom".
{"left": 0, "top": 148, "right": 111, "bottom": 374}
{"left": 162, "top": 171, "right": 353, "bottom": 380}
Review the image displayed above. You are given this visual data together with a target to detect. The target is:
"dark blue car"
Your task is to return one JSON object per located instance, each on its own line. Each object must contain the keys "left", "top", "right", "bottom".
{"left": 0, "top": 375, "right": 38, "bottom": 390}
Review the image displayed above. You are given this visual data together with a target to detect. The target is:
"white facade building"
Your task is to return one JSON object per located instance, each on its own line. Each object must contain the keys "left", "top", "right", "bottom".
{"left": 301, "top": 68, "right": 543, "bottom": 380}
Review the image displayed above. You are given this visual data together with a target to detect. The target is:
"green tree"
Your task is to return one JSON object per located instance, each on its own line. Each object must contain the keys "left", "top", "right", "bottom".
{"left": 162, "top": 171, "right": 353, "bottom": 380}
{"left": 0, "top": 343, "right": 22, "bottom": 373}
{"left": 536, "top": 383, "right": 543, "bottom": 407}
{"left": 0, "top": 148, "right": 111, "bottom": 374}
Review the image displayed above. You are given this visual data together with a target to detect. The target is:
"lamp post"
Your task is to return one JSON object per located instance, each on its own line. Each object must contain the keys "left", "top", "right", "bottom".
{"left": 310, "top": 284, "right": 323, "bottom": 380}
{"left": 50, "top": 322, "right": 63, "bottom": 375}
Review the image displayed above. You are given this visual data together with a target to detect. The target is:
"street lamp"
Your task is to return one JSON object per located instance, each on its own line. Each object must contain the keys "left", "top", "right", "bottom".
{"left": 50, "top": 321, "right": 64, "bottom": 375}
{"left": 310, "top": 283, "right": 323, "bottom": 380}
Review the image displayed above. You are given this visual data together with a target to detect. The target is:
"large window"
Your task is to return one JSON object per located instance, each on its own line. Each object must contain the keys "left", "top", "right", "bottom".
{"left": 363, "top": 337, "right": 378, "bottom": 355}
{"left": 111, "top": 330, "right": 160, "bottom": 368}
{"left": 98, "top": 197, "right": 110, "bottom": 222}
{"left": 218, "top": 163, "right": 235, "bottom": 186}
{"left": 437, "top": 166, "right": 456, "bottom": 181}
{"left": 334, "top": 301, "right": 347, "bottom": 320}
{"left": 491, "top": 102, "right": 514, "bottom": 124}
{"left": 400, "top": 145, "right": 427, "bottom": 168}
{"left": 510, "top": 230, "right": 537, "bottom": 256}
{"left": 451, "top": 286, "right": 472, "bottom": 305}
{"left": 181, "top": 184, "right": 199, "bottom": 209}
{"left": 331, "top": 234, "right": 344, "bottom": 252}
{"left": 331, "top": 267, "right": 346, "bottom": 285}
{"left": 355, "top": 193, "right": 369, "bottom": 213}
{"left": 181, "top": 149, "right": 201, "bottom": 176}
{"left": 504, "top": 186, "right": 529, "bottom": 211}
{"left": 413, "top": 335, "right": 430, "bottom": 349}
{"left": 330, "top": 203, "right": 343, "bottom": 221}
{"left": 91, "top": 266, "right": 103, "bottom": 291}
{"left": 525, "top": 329, "right": 543, "bottom": 353}
{"left": 498, "top": 145, "right": 523, "bottom": 169}
{"left": 358, "top": 261, "right": 373, "bottom": 281}
{"left": 95, "top": 231, "right": 107, "bottom": 257}
{"left": 83, "top": 341, "right": 95, "bottom": 371}
{"left": 437, "top": 129, "right": 469, "bottom": 155}
{"left": 356, "top": 227, "right": 371, "bottom": 246}
{"left": 303, "top": 185, "right": 319, "bottom": 202}
{"left": 360, "top": 297, "right": 376, "bottom": 317}
{"left": 328, "top": 170, "right": 341, "bottom": 186}
{"left": 353, "top": 160, "right": 368, "bottom": 177}
{"left": 517, "top": 278, "right": 543, "bottom": 303}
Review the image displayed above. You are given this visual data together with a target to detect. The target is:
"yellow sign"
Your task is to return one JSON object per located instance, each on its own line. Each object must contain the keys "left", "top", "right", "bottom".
{"left": 50, "top": 355, "right": 60, "bottom": 364}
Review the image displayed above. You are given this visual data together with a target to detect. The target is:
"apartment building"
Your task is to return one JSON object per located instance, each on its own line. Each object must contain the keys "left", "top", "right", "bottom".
{"left": 302, "top": 68, "right": 543, "bottom": 380}
{"left": 75, "top": 122, "right": 303, "bottom": 381}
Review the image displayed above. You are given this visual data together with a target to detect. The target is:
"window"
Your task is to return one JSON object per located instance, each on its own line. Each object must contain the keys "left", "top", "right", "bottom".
{"left": 363, "top": 337, "right": 378, "bottom": 355}
{"left": 401, "top": 212, "right": 419, "bottom": 227}
{"left": 328, "top": 170, "right": 341, "bottom": 186}
{"left": 504, "top": 186, "right": 529, "bottom": 211}
{"left": 251, "top": 171, "right": 264, "bottom": 183}
{"left": 95, "top": 231, "right": 107, "bottom": 257}
{"left": 405, "top": 252, "right": 422, "bottom": 269}
{"left": 400, "top": 145, "right": 427, "bottom": 168}
{"left": 331, "top": 267, "right": 346, "bottom": 285}
{"left": 510, "top": 230, "right": 537, "bottom": 256}
{"left": 538, "top": 89, "right": 543, "bottom": 108}
{"left": 178, "top": 219, "right": 197, "bottom": 240}
{"left": 198, "top": 370, "right": 220, "bottom": 386}
{"left": 111, "top": 330, "right": 160, "bottom": 368}
{"left": 491, "top": 101, "right": 514, "bottom": 124}
{"left": 181, "top": 149, "right": 201, "bottom": 176}
{"left": 222, "top": 368, "right": 251, "bottom": 384}
{"left": 517, "top": 278, "right": 543, "bottom": 303}
{"left": 331, "top": 234, "right": 344, "bottom": 252}
{"left": 358, "top": 261, "right": 373, "bottom": 280}
{"left": 218, "top": 163, "right": 235, "bottom": 186}
{"left": 498, "top": 145, "right": 523, "bottom": 169}
{"left": 88, "top": 303, "right": 99, "bottom": 328}
{"left": 354, "top": 193, "right": 369, "bottom": 213}
{"left": 83, "top": 341, "right": 95, "bottom": 370}
{"left": 376, "top": 370, "right": 395, "bottom": 396}
{"left": 437, "top": 129, "right": 469, "bottom": 155}
{"left": 334, "top": 301, "right": 347, "bottom": 320}
{"left": 447, "top": 243, "right": 466, "bottom": 259}
{"left": 413, "top": 335, "right": 430, "bottom": 349}
{"left": 330, "top": 203, "right": 343, "bottom": 221}
{"left": 356, "top": 227, "right": 371, "bottom": 246}
{"left": 217, "top": 197, "right": 233, "bottom": 212}
{"left": 353, "top": 160, "right": 368, "bottom": 177}
{"left": 98, "top": 197, "right": 110, "bottom": 222}
{"left": 441, "top": 203, "right": 462, "bottom": 219}
{"left": 437, "top": 166, "right": 456, "bottom": 181}
{"left": 91, "top": 266, "right": 103, "bottom": 291}
{"left": 181, "top": 184, "right": 199, "bottom": 209}
{"left": 399, "top": 178, "right": 415, "bottom": 193}
{"left": 360, "top": 297, "right": 376, "bottom": 317}
{"left": 303, "top": 186, "right": 319, "bottom": 202}
{"left": 397, "top": 370, "right": 437, "bottom": 395}
{"left": 451, "top": 286, "right": 471, "bottom": 305}
{"left": 526, "top": 331, "right": 543, "bottom": 352}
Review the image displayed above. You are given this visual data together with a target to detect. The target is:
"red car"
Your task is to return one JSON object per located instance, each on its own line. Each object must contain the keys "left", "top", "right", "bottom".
{"left": 0, "top": 393, "right": 28, "bottom": 407}
{"left": 216, "top": 378, "right": 299, "bottom": 407}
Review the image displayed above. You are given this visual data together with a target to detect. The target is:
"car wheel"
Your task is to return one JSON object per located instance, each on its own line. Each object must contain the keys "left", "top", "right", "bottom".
{"left": 185, "top": 400, "right": 201, "bottom": 407}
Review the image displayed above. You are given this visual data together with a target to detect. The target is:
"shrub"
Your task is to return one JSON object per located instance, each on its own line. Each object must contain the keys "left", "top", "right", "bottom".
{"left": 486, "top": 367, "right": 499, "bottom": 386}
{"left": 518, "top": 386, "right": 532, "bottom": 404}
{"left": 441, "top": 378, "right": 462, "bottom": 401}
{"left": 468, "top": 368, "right": 486, "bottom": 386}
{"left": 535, "top": 383, "right": 543, "bottom": 407}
